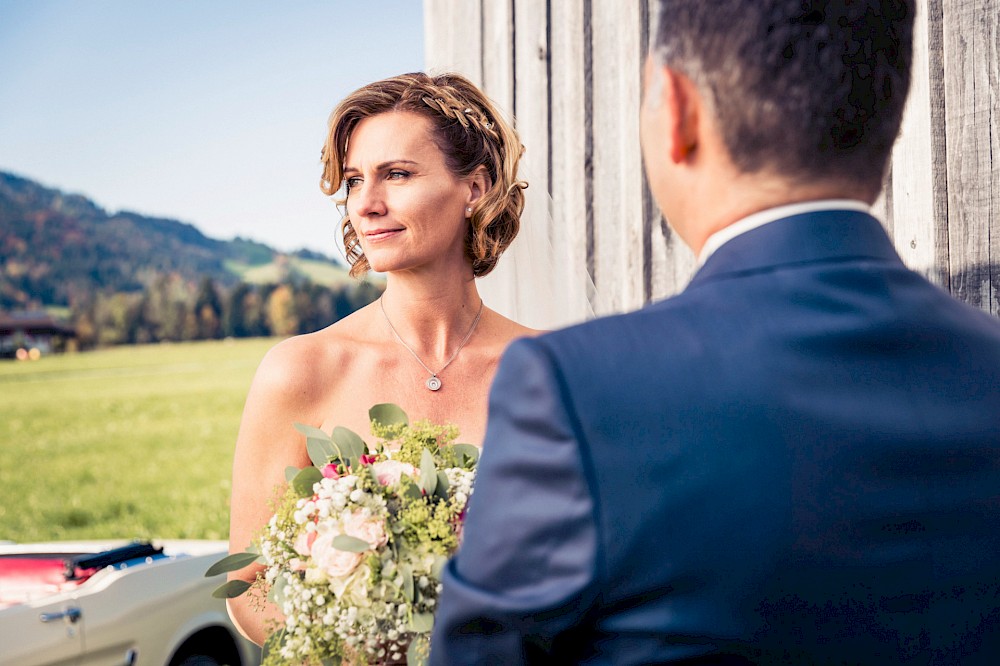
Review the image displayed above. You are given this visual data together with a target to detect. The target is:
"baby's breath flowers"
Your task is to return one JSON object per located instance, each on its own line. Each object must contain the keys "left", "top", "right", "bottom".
{"left": 207, "top": 404, "right": 478, "bottom": 666}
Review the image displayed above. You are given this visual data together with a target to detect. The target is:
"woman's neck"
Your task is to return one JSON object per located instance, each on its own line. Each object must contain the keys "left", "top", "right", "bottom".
{"left": 378, "top": 269, "right": 484, "bottom": 364}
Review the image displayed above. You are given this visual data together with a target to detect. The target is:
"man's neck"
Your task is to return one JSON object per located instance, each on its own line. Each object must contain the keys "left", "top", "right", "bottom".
{"left": 676, "top": 171, "right": 878, "bottom": 257}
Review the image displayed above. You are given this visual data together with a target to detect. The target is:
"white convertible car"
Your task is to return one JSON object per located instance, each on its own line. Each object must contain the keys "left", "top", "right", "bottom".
{"left": 0, "top": 540, "right": 260, "bottom": 666}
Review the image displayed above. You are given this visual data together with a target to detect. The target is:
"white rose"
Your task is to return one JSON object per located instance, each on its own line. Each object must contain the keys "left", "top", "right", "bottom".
{"left": 370, "top": 459, "right": 416, "bottom": 486}
{"left": 310, "top": 531, "right": 363, "bottom": 578}
{"left": 342, "top": 510, "right": 388, "bottom": 549}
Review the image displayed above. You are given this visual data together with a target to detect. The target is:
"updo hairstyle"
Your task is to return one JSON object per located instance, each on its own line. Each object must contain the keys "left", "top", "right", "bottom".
{"left": 320, "top": 72, "right": 527, "bottom": 278}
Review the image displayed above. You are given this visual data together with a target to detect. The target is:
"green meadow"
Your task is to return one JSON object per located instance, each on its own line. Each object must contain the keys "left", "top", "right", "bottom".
{"left": 0, "top": 338, "right": 279, "bottom": 543}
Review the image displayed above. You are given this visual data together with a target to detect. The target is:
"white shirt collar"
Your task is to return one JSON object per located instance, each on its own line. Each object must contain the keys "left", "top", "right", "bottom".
{"left": 697, "top": 199, "right": 872, "bottom": 267}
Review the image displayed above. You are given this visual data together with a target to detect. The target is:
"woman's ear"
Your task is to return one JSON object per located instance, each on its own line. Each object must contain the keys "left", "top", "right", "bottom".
{"left": 465, "top": 165, "right": 492, "bottom": 208}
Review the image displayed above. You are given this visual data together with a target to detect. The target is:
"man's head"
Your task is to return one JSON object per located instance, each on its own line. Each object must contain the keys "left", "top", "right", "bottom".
{"left": 641, "top": 1, "right": 915, "bottom": 246}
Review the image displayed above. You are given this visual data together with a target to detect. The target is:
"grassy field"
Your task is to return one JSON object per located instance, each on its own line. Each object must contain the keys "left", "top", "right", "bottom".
{"left": 0, "top": 338, "right": 279, "bottom": 543}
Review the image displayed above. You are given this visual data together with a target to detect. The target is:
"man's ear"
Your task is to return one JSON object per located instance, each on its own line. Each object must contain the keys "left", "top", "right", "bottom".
{"left": 648, "top": 61, "right": 701, "bottom": 164}
{"left": 465, "top": 165, "right": 492, "bottom": 209}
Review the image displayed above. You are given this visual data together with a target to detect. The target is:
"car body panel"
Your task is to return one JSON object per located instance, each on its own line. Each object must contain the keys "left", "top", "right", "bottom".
{"left": 0, "top": 540, "right": 260, "bottom": 666}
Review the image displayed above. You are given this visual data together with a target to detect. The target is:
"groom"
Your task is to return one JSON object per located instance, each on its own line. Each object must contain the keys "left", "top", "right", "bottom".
{"left": 431, "top": 1, "right": 1000, "bottom": 663}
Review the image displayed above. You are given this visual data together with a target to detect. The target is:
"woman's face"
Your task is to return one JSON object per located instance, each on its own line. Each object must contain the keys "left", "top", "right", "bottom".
{"left": 344, "top": 111, "right": 479, "bottom": 276}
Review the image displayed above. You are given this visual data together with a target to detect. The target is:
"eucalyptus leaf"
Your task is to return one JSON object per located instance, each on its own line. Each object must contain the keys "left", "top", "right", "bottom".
{"left": 292, "top": 466, "right": 323, "bottom": 497}
{"left": 331, "top": 427, "right": 366, "bottom": 470}
{"left": 450, "top": 443, "right": 480, "bottom": 466}
{"left": 294, "top": 422, "right": 331, "bottom": 440}
{"left": 268, "top": 572, "right": 288, "bottom": 605}
{"left": 408, "top": 611, "right": 435, "bottom": 634}
{"left": 285, "top": 466, "right": 302, "bottom": 482}
{"left": 402, "top": 478, "right": 424, "bottom": 501}
{"left": 419, "top": 448, "right": 438, "bottom": 495}
{"left": 204, "top": 552, "right": 261, "bottom": 577}
{"left": 434, "top": 470, "right": 451, "bottom": 500}
{"left": 406, "top": 634, "right": 430, "bottom": 666}
{"left": 306, "top": 437, "right": 338, "bottom": 469}
{"left": 332, "top": 534, "right": 371, "bottom": 553}
{"left": 369, "top": 402, "right": 409, "bottom": 427}
{"left": 382, "top": 559, "right": 397, "bottom": 580}
{"left": 401, "top": 564, "right": 415, "bottom": 602}
{"left": 211, "top": 579, "right": 251, "bottom": 599}
{"left": 430, "top": 555, "right": 448, "bottom": 580}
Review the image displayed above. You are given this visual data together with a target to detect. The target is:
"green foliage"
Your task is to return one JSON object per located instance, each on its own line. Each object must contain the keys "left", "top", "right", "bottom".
{"left": 396, "top": 498, "right": 461, "bottom": 555}
{"left": 373, "top": 419, "right": 461, "bottom": 469}
{"left": 204, "top": 551, "right": 263, "bottom": 577}
{"left": 369, "top": 403, "right": 409, "bottom": 428}
{"left": 0, "top": 337, "right": 277, "bottom": 541}
{"left": 331, "top": 535, "right": 371, "bottom": 553}
{"left": 212, "top": 579, "right": 252, "bottom": 599}
{"left": 0, "top": 170, "right": 383, "bottom": 346}
{"left": 292, "top": 467, "right": 324, "bottom": 497}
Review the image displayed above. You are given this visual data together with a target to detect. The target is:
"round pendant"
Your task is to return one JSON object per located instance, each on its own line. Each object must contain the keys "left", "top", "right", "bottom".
{"left": 426, "top": 376, "right": 442, "bottom": 391}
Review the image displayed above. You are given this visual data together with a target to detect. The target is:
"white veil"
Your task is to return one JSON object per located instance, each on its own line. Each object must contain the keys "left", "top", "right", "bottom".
{"left": 476, "top": 162, "right": 597, "bottom": 331}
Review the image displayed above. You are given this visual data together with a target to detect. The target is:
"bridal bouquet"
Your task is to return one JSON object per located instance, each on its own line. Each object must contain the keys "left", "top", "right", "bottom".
{"left": 207, "top": 404, "right": 479, "bottom": 665}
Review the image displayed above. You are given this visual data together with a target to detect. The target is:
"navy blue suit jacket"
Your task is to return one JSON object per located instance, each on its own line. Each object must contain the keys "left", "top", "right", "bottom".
{"left": 430, "top": 211, "right": 1000, "bottom": 664}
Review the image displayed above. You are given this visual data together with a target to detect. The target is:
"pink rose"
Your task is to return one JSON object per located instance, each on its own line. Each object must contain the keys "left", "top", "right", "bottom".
{"left": 310, "top": 532, "right": 363, "bottom": 578}
{"left": 359, "top": 454, "right": 379, "bottom": 466}
{"left": 343, "top": 511, "right": 388, "bottom": 549}
{"left": 294, "top": 530, "right": 318, "bottom": 556}
{"left": 370, "top": 460, "right": 416, "bottom": 486}
{"left": 322, "top": 464, "right": 340, "bottom": 479}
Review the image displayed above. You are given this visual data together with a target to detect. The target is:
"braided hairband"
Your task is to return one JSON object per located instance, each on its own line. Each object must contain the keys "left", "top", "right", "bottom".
{"left": 421, "top": 95, "right": 497, "bottom": 136}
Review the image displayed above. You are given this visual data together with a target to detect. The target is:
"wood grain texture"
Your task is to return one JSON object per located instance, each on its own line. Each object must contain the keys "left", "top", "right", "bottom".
{"left": 549, "top": 0, "right": 592, "bottom": 317}
{"left": 888, "top": 0, "right": 950, "bottom": 284}
{"left": 591, "top": 0, "right": 645, "bottom": 315}
{"left": 427, "top": 0, "right": 1000, "bottom": 318}
{"left": 482, "top": 0, "right": 515, "bottom": 117}
{"left": 422, "top": 0, "right": 483, "bottom": 83}
{"left": 942, "top": 0, "right": 999, "bottom": 314}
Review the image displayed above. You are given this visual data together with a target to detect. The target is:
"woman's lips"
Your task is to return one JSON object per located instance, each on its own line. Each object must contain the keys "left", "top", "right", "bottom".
{"left": 364, "top": 228, "right": 404, "bottom": 242}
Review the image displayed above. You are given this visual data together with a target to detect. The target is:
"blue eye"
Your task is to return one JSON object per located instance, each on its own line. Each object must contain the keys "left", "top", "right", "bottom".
{"left": 388, "top": 170, "right": 410, "bottom": 180}
{"left": 345, "top": 176, "right": 362, "bottom": 192}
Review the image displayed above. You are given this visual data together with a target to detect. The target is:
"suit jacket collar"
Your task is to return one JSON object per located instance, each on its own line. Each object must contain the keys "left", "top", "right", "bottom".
{"left": 687, "top": 210, "right": 904, "bottom": 289}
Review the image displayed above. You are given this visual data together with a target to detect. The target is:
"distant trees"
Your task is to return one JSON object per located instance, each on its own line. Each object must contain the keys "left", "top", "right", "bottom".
{"left": 70, "top": 276, "right": 382, "bottom": 349}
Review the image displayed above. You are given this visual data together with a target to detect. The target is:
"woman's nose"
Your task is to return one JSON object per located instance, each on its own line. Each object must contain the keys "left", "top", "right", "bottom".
{"left": 351, "top": 180, "right": 387, "bottom": 217}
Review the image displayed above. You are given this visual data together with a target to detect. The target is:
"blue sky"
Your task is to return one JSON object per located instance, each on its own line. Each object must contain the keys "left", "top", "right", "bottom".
{"left": 0, "top": 1, "right": 424, "bottom": 254}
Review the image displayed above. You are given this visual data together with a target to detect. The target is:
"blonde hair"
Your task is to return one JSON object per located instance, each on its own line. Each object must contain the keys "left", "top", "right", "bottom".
{"left": 320, "top": 72, "right": 527, "bottom": 278}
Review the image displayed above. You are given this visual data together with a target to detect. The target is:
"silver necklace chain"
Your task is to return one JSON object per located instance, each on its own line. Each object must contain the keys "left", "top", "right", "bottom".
{"left": 379, "top": 296, "right": 484, "bottom": 391}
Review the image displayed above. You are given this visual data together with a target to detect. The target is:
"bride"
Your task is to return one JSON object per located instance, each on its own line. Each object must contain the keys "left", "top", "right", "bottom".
{"left": 226, "top": 72, "right": 544, "bottom": 644}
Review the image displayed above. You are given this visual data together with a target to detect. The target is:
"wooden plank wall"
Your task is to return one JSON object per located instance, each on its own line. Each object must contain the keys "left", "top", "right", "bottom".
{"left": 425, "top": 0, "right": 999, "bottom": 318}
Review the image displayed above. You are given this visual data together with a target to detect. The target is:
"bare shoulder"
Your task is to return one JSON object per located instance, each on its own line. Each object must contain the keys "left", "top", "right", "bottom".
{"left": 247, "top": 303, "right": 379, "bottom": 417}
{"left": 484, "top": 308, "right": 546, "bottom": 346}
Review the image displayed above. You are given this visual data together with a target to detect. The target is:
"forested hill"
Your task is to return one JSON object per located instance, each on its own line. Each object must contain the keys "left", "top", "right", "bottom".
{"left": 0, "top": 170, "right": 347, "bottom": 310}
{"left": 0, "top": 171, "right": 380, "bottom": 349}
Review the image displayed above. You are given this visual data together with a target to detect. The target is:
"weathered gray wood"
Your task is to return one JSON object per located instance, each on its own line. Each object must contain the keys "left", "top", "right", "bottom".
{"left": 423, "top": 0, "right": 483, "bottom": 84}
{"left": 482, "top": 0, "right": 515, "bottom": 118}
{"left": 428, "top": 0, "right": 1000, "bottom": 320}
{"left": 591, "top": 0, "right": 645, "bottom": 315}
{"left": 887, "top": 0, "right": 950, "bottom": 286}
{"left": 494, "top": 0, "right": 554, "bottom": 328}
{"left": 513, "top": 0, "right": 550, "bottom": 204}
{"left": 423, "top": 0, "right": 450, "bottom": 72}
{"left": 943, "top": 0, "right": 999, "bottom": 314}
{"left": 549, "top": 0, "right": 592, "bottom": 317}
